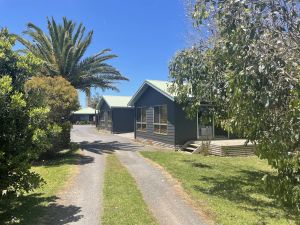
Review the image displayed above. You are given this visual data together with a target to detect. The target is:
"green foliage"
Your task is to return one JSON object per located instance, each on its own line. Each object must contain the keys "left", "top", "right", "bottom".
{"left": 25, "top": 76, "right": 79, "bottom": 156}
{"left": 170, "top": 0, "right": 300, "bottom": 213}
{"left": 0, "top": 76, "right": 59, "bottom": 195}
{"left": 17, "top": 17, "right": 128, "bottom": 103}
{"left": 169, "top": 46, "right": 209, "bottom": 116}
{"left": 0, "top": 30, "right": 58, "bottom": 195}
{"left": 25, "top": 76, "right": 79, "bottom": 122}
{"left": 0, "top": 149, "right": 80, "bottom": 225}
{"left": 169, "top": 46, "right": 228, "bottom": 121}
{"left": 0, "top": 28, "right": 41, "bottom": 89}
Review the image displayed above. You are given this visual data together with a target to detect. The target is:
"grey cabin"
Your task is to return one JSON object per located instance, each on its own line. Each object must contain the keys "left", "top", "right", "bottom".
{"left": 96, "top": 96, "right": 134, "bottom": 133}
{"left": 128, "top": 80, "right": 228, "bottom": 148}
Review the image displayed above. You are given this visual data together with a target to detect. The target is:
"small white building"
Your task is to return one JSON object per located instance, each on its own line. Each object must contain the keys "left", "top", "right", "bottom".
{"left": 71, "top": 107, "right": 97, "bottom": 124}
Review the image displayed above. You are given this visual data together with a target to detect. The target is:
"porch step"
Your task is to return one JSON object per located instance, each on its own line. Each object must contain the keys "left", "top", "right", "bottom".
{"left": 181, "top": 139, "right": 256, "bottom": 156}
{"left": 189, "top": 143, "right": 199, "bottom": 148}
{"left": 181, "top": 141, "right": 202, "bottom": 154}
{"left": 185, "top": 146, "right": 197, "bottom": 152}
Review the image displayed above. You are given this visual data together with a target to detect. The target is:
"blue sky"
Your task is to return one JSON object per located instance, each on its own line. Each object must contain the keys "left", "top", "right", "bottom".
{"left": 0, "top": 0, "right": 189, "bottom": 107}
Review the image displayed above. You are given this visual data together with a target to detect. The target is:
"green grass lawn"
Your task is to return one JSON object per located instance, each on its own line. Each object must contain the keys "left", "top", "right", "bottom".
{"left": 102, "top": 154, "right": 158, "bottom": 225}
{"left": 140, "top": 151, "right": 296, "bottom": 225}
{"left": 0, "top": 149, "right": 80, "bottom": 225}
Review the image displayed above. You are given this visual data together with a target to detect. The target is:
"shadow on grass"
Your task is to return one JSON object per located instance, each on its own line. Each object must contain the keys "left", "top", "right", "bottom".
{"left": 181, "top": 159, "right": 212, "bottom": 169}
{"left": 0, "top": 194, "right": 82, "bottom": 225}
{"left": 192, "top": 169, "right": 296, "bottom": 222}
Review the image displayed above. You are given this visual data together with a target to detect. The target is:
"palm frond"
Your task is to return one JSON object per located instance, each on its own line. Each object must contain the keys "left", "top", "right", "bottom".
{"left": 17, "top": 17, "right": 128, "bottom": 103}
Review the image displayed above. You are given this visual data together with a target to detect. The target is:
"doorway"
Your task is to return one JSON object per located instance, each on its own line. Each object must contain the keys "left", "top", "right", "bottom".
{"left": 197, "top": 107, "right": 214, "bottom": 139}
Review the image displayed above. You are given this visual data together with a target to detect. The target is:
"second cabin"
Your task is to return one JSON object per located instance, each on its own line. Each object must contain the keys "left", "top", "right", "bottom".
{"left": 96, "top": 96, "right": 134, "bottom": 133}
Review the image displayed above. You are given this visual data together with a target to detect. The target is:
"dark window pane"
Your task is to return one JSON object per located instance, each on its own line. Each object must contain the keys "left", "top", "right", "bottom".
{"left": 137, "top": 123, "right": 141, "bottom": 131}
{"left": 141, "top": 108, "right": 146, "bottom": 122}
{"left": 161, "top": 105, "right": 167, "bottom": 124}
{"left": 100, "top": 111, "right": 105, "bottom": 121}
{"left": 154, "top": 125, "right": 160, "bottom": 133}
{"left": 160, "top": 125, "right": 167, "bottom": 134}
{"left": 136, "top": 108, "right": 141, "bottom": 122}
{"left": 107, "top": 111, "right": 112, "bottom": 122}
{"left": 154, "top": 106, "right": 159, "bottom": 123}
{"left": 142, "top": 124, "right": 147, "bottom": 131}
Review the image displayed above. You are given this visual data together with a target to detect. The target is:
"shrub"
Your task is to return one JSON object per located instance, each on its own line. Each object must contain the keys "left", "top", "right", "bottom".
{"left": 0, "top": 76, "right": 60, "bottom": 195}
{"left": 25, "top": 76, "right": 79, "bottom": 157}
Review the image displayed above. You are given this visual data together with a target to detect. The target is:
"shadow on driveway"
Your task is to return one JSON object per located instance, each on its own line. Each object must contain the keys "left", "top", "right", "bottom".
{"left": 79, "top": 140, "right": 142, "bottom": 155}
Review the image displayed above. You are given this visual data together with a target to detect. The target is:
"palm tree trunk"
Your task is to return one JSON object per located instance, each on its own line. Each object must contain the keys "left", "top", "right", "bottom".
{"left": 85, "top": 87, "right": 91, "bottom": 107}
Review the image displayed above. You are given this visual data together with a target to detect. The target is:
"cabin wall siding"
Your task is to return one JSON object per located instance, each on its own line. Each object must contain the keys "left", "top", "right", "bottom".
{"left": 134, "top": 86, "right": 175, "bottom": 146}
{"left": 97, "top": 101, "right": 112, "bottom": 132}
{"left": 174, "top": 103, "right": 197, "bottom": 145}
{"left": 112, "top": 108, "right": 134, "bottom": 133}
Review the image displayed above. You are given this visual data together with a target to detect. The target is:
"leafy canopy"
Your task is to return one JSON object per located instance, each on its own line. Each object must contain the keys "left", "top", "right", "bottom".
{"left": 0, "top": 29, "right": 60, "bottom": 195}
{"left": 0, "top": 28, "right": 41, "bottom": 89}
{"left": 170, "top": 0, "right": 300, "bottom": 212}
{"left": 25, "top": 76, "right": 79, "bottom": 122}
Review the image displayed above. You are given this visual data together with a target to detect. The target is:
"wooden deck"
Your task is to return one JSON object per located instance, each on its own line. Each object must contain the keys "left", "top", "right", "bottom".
{"left": 182, "top": 139, "right": 256, "bottom": 156}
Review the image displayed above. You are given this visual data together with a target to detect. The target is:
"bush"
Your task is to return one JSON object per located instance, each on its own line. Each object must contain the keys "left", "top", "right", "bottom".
{"left": 0, "top": 29, "right": 58, "bottom": 195}
{"left": 0, "top": 76, "right": 59, "bottom": 195}
{"left": 25, "top": 76, "right": 79, "bottom": 157}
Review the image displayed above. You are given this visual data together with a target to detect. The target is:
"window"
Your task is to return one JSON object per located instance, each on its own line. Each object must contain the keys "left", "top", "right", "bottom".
{"left": 153, "top": 105, "right": 168, "bottom": 134}
{"left": 107, "top": 111, "right": 112, "bottom": 128}
{"left": 99, "top": 111, "right": 105, "bottom": 128}
{"left": 136, "top": 107, "right": 147, "bottom": 131}
{"left": 100, "top": 111, "right": 105, "bottom": 122}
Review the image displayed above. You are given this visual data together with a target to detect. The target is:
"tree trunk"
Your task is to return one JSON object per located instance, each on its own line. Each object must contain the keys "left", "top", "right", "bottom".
{"left": 85, "top": 87, "right": 91, "bottom": 107}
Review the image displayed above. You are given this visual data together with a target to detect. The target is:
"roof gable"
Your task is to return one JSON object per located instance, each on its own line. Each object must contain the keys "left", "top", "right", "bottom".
{"left": 128, "top": 80, "right": 174, "bottom": 106}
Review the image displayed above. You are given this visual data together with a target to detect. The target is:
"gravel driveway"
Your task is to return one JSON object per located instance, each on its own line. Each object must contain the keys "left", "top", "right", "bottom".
{"left": 116, "top": 151, "right": 208, "bottom": 225}
{"left": 44, "top": 125, "right": 208, "bottom": 225}
{"left": 42, "top": 125, "right": 106, "bottom": 225}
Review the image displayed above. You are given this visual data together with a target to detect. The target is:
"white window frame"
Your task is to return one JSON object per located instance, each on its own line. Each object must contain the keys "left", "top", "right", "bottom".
{"left": 153, "top": 105, "right": 168, "bottom": 135}
{"left": 136, "top": 107, "right": 147, "bottom": 132}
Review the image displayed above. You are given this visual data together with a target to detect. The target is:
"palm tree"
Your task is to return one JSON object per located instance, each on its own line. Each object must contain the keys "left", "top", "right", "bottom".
{"left": 17, "top": 17, "right": 128, "bottom": 106}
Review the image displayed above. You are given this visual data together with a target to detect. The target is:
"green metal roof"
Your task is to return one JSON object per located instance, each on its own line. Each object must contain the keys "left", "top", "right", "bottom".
{"left": 99, "top": 95, "right": 132, "bottom": 108}
{"left": 146, "top": 80, "right": 174, "bottom": 97}
{"left": 73, "top": 107, "right": 96, "bottom": 115}
{"left": 128, "top": 80, "right": 174, "bottom": 106}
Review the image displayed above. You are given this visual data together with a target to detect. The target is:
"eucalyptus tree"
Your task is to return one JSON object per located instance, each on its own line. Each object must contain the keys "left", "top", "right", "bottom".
{"left": 170, "top": 0, "right": 300, "bottom": 212}
{"left": 17, "top": 17, "right": 128, "bottom": 106}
